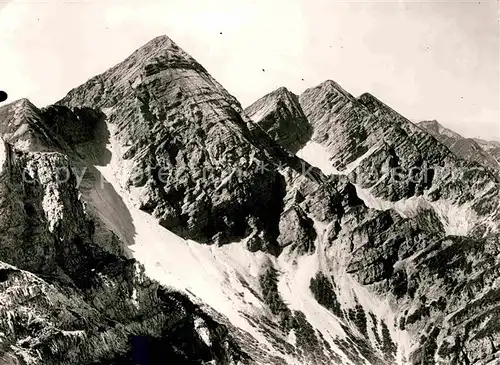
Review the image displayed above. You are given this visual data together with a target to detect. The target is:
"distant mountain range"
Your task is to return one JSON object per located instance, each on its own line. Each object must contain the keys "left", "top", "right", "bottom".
{"left": 418, "top": 119, "right": 499, "bottom": 169}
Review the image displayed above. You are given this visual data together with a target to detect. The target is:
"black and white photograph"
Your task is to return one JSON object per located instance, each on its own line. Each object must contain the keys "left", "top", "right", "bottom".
{"left": 0, "top": 0, "right": 499, "bottom": 364}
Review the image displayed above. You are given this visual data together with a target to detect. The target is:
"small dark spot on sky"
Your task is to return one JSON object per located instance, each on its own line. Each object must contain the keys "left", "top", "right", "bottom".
{"left": 301, "top": 78, "right": 304, "bottom": 81}
{"left": 0, "top": 91, "right": 8, "bottom": 102}
{"left": 262, "top": 69, "right": 265, "bottom": 72}
{"left": 461, "top": 96, "right": 464, "bottom": 99}
{"left": 220, "top": 32, "right": 223, "bottom": 35}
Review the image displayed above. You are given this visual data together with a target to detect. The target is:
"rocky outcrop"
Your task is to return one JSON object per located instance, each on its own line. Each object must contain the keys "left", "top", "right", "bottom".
{"left": 299, "top": 80, "right": 371, "bottom": 170}
{"left": 0, "top": 139, "right": 249, "bottom": 365}
{"left": 51, "top": 36, "right": 398, "bottom": 364}
{"left": 346, "top": 221, "right": 500, "bottom": 364}
{"left": 0, "top": 99, "right": 67, "bottom": 152}
{"left": 299, "top": 83, "right": 500, "bottom": 236}
{"left": 0, "top": 99, "right": 104, "bottom": 154}
{"left": 417, "top": 120, "right": 461, "bottom": 142}
{"left": 40, "top": 105, "right": 106, "bottom": 145}
{"left": 418, "top": 120, "right": 499, "bottom": 169}
{"left": 245, "top": 87, "right": 312, "bottom": 153}
{"left": 52, "top": 36, "right": 500, "bottom": 364}
{"left": 277, "top": 205, "right": 316, "bottom": 253}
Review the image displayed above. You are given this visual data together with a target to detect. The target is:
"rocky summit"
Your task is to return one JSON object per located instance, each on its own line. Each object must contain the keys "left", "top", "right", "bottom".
{"left": 0, "top": 35, "right": 499, "bottom": 365}
{"left": 244, "top": 87, "right": 312, "bottom": 153}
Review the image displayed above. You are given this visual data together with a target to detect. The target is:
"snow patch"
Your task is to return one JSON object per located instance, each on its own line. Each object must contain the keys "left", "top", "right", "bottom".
{"left": 194, "top": 317, "right": 212, "bottom": 347}
{"left": 247, "top": 107, "right": 268, "bottom": 124}
{"left": 131, "top": 288, "right": 139, "bottom": 309}
{"left": 325, "top": 218, "right": 412, "bottom": 363}
{"left": 296, "top": 141, "right": 339, "bottom": 175}
{"left": 427, "top": 200, "right": 477, "bottom": 236}
{"left": 101, "top": 107, "right": 115, "bottom": 118}
{"left": 286, "top": 329, "right": 297, "bottom": 347}
{"left": 276, "top": 221, "right": 356, "bottom": 364}
{"left": 299, "top": 142, "right": 484, "bottom": 236}
{"left": 93, "top": 167, "right": 269, "bottom": 342}
{"left": 355, "top": 185, "right": 478, "bottom": 236}
{"left": 354, "top": 185, "right": 395, "bottom": 212}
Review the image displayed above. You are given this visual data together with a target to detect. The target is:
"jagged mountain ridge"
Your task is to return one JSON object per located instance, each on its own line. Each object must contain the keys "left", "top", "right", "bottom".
{"left": 0, "top": 34, "right": 498, "bottom": 365}
{"left": 418, "top": 119, "right": 499, "bottom": 169}
{"left": 56, "top": 35, "right": 393, "bottom": 364}
{"left": 58, "top": 35, "right": 293, "bottom": 254}
{"left": 299, "top": 81, "right": 500, "bottom": 236}
{"left": 254, "top": 80, "right": 500, "bottom": 364}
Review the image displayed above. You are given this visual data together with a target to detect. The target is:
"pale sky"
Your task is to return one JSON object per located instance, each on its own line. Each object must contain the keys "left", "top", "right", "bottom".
{"left": 0, "top": 0, "right": 498, "bottom": 140}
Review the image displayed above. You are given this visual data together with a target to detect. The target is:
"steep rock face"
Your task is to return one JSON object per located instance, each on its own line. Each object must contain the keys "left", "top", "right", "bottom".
{"left": 417, "top": 120, "right": 462, "bottom": 143}
{"left": 290, "top": 81, "right": 500, "bottom": 363}
{"left": 280, "top": 157, "right": 500, "bottom": 364}
{"left": 57, "top": 36, "right": 500, "bottom": 363}
{"left": 277, "top": 205, "right": 316, "bottom": 253}
{"left": 0, "top": 99, "right": 104, "bottom": 153}
{"left": 57, "top": 36, "right": 292, "bottom": 254}
{"left": 339, "top": 222, "right": 500, "bottom": 364}
{"left": 0, "top": 139, "right": 249, "bottom": 365}
{"left": 418, "top": 120, "right": 499, "bottom": 169}
{"left": 244, "top": 87, "right": 312, "bottom": 153}
{"left": 40, "top": 105, "right": 106, "bottom": 145}
{"left": 299, "top": 83, "right": 500, "bottom": 235}
{"left": 299, "top": 80, "right": 371, "bottom": 169}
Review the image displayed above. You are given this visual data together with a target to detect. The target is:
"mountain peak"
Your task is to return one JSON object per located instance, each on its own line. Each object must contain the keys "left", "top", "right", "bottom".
{"left": 357, "top": 92, "right": 385, "bottom": 109}
{"left": 418, "top": 119, "right": 462, "bottom": 139}
{"left": 3, "top": 31, "right": 500, "bottom": 365}
{"left": 133, "top": 34, "right": 179, "bottom": 56}
{"left": 246, "top": 86, "right": 298, "bottom": 117}
{"left": 0, "top": 97, "right": 34, "bottom": 111}
{"left": 116, "top": 34, "right": 199, "bottom": 71}
{"left": 418, "top": 119, "right": 500, "bottom": 169}
{"left": 245, "top": 86, "right": 311, "bottom": 152}
{"left": 0, "top": 97, "right": 64, "bottom": 152}
{"left": 0, "top": 98, "right": 40, "bottom": 127}
{"left": 301, "top": 80, "right": 355, "bottom": 103}
{"left": 321, "top": 79, "right": 354, "bottom": 99}
{"left": 273, "top": 86, "right": 291, "bottom": 95}
{"left": 146, "top": 34, "right": 173, "bottom": 44}
{"left": 58, "top": 34, "right": 211, "bottom": 108}
{"left": 418, "top": 119, "right": 442, "bottom": 135}
{"left": 268, "top": 86, "right": 299, "bottom": 103}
